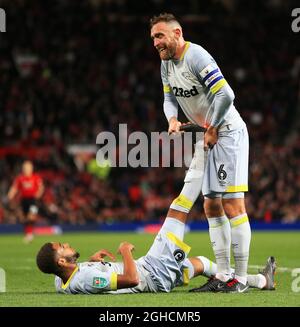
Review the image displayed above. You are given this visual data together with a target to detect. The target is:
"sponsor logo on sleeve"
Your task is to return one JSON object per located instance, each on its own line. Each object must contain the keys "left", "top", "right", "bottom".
{"left": 93, "top": 277, "right": 108, "bottom": 288}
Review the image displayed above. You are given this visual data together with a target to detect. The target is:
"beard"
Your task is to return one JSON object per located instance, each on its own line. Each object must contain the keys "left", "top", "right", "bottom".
{"left": 65, "top": 251, "right": 80, "bottom": 263}
{"left": 158, "top": 39, "right": 177, "bottom": 60}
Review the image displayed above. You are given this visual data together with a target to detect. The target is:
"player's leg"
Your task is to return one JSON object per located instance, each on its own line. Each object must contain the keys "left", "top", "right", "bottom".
{"left": 142, "top": 136, "right": 207, "bottom": 292}
{"left": 159, "top": 174, "right": 202, "bottom": 241}
{"left": 22, "top": 199, "right": 38, "bottom": 243}
{"left": 147, "top": 137, "right": 206, "bottom": 257}
{"left": 184, "top": 256, "right": 217, "bottom": 280}
{"left": 203, "top": 194, "right": 232, "bottom": 282}
{"left": 21, "top": 199, "right": 33, "bottom": 243}
{"left": 199, "top": 139, "right": 232, "bottom": 286}
{"left": 146, "top": 172, "right": 203, "bottom": 258}
{"left": 165, "top": 135, "right": 206, "bottom": 229}
{"left": 219, "top": 126, "right": 251, "bottom": 290}
{"left": 183, "top": 256, "right": 275, "bottom": 291}
{"left": 222, "top": 194, "right": 251, "bottom": 287}
{"left": 191, "top": 126, "right": 250, "bottom": 292}
{"left": 247, "top": 256, "right": 276, "bottom": 290}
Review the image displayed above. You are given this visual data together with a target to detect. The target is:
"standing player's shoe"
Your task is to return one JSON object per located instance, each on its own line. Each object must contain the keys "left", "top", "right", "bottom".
{"left": 189, "top": 278, "right": 226, "bottom": 293}
{"left": 219, "top": 278, "right": 249, "bottom": 293}
{"left": 259, "top": 256, "right": 276, "bottom": 290}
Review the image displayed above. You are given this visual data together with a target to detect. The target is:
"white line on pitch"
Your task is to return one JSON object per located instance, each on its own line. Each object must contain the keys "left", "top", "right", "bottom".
{"left": 248, "top": 265, "right": 294, "bottom": 273}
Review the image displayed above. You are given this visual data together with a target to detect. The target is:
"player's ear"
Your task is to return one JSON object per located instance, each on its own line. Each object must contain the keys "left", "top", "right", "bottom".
{"left": 57, "top": 257, "right": 66, "bottom": 267}
{"left": 173, "top": 27, "right": 182, "bottom": 39}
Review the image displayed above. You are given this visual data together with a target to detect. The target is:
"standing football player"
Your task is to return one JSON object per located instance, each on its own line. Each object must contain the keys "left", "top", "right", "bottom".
{"left": 8, "top": 160, "right": 44, "bottom": 243}
{"left": 150, "top": 13, "right": 251, "bottom": 292}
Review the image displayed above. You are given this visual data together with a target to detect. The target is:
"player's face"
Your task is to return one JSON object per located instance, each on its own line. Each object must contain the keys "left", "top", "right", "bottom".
{"left": 151, "top": 22, "right": 177, "bottom": 60}
{"left": 52, "top": 242, "right": 80, "bottom": 263}
{"left": 22, "top": 161, "right": 33, "bottom": 176}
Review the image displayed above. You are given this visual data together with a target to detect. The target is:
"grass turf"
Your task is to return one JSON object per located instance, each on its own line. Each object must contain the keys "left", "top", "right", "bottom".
{"left": 0, "top": 231, "right": 299, "bottom": 307}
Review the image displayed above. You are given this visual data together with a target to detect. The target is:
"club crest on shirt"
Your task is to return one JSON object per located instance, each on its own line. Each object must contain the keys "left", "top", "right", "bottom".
{"left": 200, "top": 64, "right": 214, "bottom": 78}
{"left": 93, "top": 277, "right": 108, "bottom": 288}
{"left": 181, "top": 71, "right": 194, "bottom": 81}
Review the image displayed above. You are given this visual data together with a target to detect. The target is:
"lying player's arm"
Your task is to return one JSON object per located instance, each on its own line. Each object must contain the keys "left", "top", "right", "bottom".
{"left": 116, "top": 242, "right": 139, "bottom": 289}
{"left": 89, "top": 249, "right": 116, "bottom": 262}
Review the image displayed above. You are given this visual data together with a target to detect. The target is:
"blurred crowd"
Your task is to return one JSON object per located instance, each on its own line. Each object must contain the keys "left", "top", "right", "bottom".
{"left": 0, "top": 0, "right": 300, "bottom": 224}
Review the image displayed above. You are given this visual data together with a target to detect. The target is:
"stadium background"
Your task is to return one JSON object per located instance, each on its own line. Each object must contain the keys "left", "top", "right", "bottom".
{"left": 0, "top": 0, "right": 300, "bottom": 309}
{"left": 1, "top": 0, "right": 300, "bottom": 229}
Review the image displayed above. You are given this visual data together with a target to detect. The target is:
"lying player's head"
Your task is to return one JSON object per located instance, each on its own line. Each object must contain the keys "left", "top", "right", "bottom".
{"left": 150, "top": 13, "right": 183, "bottom": 60}
{"left": 36, "top": 242, "right": 80, "bottom": 275}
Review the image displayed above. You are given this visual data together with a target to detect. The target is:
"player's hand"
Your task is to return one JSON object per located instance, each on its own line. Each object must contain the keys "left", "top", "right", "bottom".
{"left": 204, "top": 126, "right": 218, "bottom": 151}
{"left": 89, "top": 249, "right": 116, "bottom": 262}
{"left": 117, "top": 242, "right": 135, "bottom": 254}
{"left": 168, "top": 117, "right": 182, "bottom": 135}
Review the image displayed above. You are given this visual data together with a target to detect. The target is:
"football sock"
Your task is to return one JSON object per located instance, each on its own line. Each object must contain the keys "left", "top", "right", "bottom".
{"left": 208, "top": 216, "right": 232, "bottom": 282}
{"left": 197, "top": 256, "right": 217, "bottom": 278}
{"left": 247, "top": 274, "right": 266, "bottom": 289}
{"left": 230, "top": 214, "right": 251, "bottom": 285}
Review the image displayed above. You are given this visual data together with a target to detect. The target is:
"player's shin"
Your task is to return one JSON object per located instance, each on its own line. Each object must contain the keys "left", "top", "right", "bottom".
{"left": 197, "top": 256, "right": 217, "bottom": 278}
{"left": 207, "top": 216, "right": 232, "bottom": 282}
{"left": 230, "top": 214, "right": 251, "bottom": 285}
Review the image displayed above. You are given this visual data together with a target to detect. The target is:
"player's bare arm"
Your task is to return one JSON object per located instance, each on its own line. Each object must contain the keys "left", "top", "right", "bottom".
{"left": 89, "top": 249, "right": 116, "bottom": 262}
{"left": 7, "top": 183, "right": 18, "bottom": 201}
{"left": 35, "top": 180, "right": 45, "bottom": 199}
{"left": 116, "top": 242, "right": 139, "bottom": 289}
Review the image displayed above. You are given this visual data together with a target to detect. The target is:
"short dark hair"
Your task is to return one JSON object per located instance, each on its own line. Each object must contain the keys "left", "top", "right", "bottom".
{"left": 36, "top": 242, "right": 61, "bottom": 275}
{"left": 149, "top": 13, "right": 180, "bottom": 29}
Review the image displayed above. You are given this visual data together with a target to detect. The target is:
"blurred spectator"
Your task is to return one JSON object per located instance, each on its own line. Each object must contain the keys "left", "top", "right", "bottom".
{"left": 7, "top": 160, "right": 44, "bottom": 241}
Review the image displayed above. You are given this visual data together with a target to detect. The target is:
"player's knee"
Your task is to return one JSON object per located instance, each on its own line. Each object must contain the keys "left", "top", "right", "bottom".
{"left": 167, "top": 208, "right": 188, "bottom": 222}
{"left": 203, "top": 198, "right": 224, "bottom": 217}
{"left": 222, "top": 198, "right": 246, "bottom": 218}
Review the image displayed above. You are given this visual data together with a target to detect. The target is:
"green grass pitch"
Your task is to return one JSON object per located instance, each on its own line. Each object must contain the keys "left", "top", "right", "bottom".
{"left": 0, "top": 231, "right": 299, "bottom": 307}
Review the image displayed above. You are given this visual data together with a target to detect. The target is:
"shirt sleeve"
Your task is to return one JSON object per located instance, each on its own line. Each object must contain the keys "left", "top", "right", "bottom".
{"left": 188, "top": 47, "right": 235, "bottom": 127}
{"left": 85, "top": 270, "right": 118, "bottom": 294}
{"left": 161, "top": 61, "right": 178, "bottom": 122}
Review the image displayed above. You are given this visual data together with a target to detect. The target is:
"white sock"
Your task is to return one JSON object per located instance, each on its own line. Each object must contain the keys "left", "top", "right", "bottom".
{"left": 159, "top": 217, "right": 185, "bottom": 240}
{"left": 208, "top": 216, "right": 231, "bottom": 282}
{"left": 197, "top": 256, "right": 217, "bottom": 278}
{"left": 247, "top": 274, "right": 266, "bottom": 289}
{"left": 230, "top": 214, "right": 251, "bottom": 285}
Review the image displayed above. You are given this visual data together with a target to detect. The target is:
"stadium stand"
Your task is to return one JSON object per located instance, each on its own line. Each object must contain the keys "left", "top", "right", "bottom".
{"left": 0, "top": 0, "right": 299, "bottom": 225}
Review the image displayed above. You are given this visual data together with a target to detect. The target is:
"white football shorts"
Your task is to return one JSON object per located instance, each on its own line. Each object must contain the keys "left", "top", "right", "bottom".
{"left": 202, "top": 124, "right": 249, "bottom": 196}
